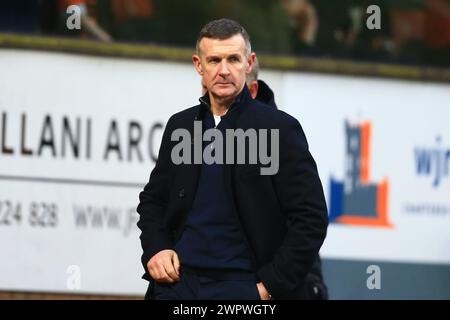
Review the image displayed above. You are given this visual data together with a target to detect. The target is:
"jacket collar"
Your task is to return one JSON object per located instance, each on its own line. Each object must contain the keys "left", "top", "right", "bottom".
{"left": 196, "top": 85, "right": 252, "bottom": 120}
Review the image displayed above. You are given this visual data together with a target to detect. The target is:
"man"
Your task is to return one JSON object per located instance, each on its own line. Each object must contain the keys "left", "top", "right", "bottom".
{"left": 137, "top": 18, "right": 328, "bottom": 300}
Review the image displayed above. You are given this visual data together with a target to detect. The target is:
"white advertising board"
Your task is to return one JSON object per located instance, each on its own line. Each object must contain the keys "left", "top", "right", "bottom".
{"left": 1, "top": 49, "right": 449, "bottom": 295}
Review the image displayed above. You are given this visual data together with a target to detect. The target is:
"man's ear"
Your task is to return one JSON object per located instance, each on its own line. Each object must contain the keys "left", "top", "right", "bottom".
{"left": 193, "top": 54, "right": 203, "bottom": 75}
{"left": 246, "top": 52, "right": 256, "bottom": 75}
{"left": 248, "top": 80, "right": 259, "bottom": 99}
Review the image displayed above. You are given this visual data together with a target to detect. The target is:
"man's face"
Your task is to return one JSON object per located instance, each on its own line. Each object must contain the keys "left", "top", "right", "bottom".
{"left": 193, "top": 34, "right": 255, "bottom": 103}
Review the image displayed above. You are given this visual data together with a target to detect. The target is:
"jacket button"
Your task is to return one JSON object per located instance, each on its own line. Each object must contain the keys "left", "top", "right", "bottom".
{"left": 178, "top": 189, "right": 185, "bottom": 198}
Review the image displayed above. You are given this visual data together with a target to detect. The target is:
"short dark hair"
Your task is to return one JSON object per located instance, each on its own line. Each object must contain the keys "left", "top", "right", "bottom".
{"left": 196, "top": 18, "right": 251, "bottom": 57}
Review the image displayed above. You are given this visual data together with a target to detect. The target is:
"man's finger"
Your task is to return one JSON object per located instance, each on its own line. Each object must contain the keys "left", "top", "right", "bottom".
{"left": 149, "top": 262, "right": 161, "bottom": 280}
{"left": 172, "top": 253, "right": 181, "bottom": 276}
{"left": 163, "top": 257, "right": 180, "bottom": 281}
{"left": 149, "top": 267, "right": 158, "bottom": 280}
{"left": 157, "top": 264, "right": 173, "bottom": 283}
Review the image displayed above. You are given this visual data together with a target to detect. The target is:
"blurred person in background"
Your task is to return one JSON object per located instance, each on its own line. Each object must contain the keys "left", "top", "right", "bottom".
{"left": 280, "top": 0, "right": 319, "bottom": 53}
{"left": 424, "top": 0, "right": 450, "bottom": 66}
{"left": 245, "top": 57, "right": 276, "bottom": 105}
{"left": 55, "top": 0, "right": 112, "bottom": 42}
{"left": 107, "top": 0, "right": 156, "bottom": 42}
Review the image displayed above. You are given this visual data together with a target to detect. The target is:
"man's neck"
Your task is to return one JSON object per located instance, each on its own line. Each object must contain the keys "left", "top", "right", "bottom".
{"left": 210, "top": 95, "right": 234, "bottom": 116}
{"left": 210, "top": 86, "right": 247, "bottom": 116}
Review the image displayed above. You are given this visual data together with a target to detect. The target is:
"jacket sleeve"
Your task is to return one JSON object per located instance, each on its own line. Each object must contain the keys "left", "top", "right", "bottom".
{"left": 136, "top": 116, "right": 175, "bottom": 280}
{"left": 256, "top": 117, "right": 329, "bottom": 299}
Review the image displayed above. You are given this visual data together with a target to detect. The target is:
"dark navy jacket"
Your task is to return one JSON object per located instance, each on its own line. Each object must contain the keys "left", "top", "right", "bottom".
{"left": 137, "top": 85, "right": 328, "bottom": 299}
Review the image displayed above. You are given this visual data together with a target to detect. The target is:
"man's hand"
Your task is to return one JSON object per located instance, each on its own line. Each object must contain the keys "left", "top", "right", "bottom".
{"left": 147, "top": 249, "right": 180, "bottom": 283}
{"left": 256, "top": 282, "right": 272, "bottom": 300}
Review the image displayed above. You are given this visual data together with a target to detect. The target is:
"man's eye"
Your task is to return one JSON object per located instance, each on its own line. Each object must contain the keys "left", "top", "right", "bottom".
{"left": 229, "top": 57, "right": 239, "bottom": 62}
{"left": 209, "top": 59, "right": 220, "bottom": 64}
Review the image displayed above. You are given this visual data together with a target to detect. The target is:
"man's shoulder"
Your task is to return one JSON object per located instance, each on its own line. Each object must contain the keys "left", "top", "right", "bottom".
{"left": 166, "top": 105, "right": 200, "bottom": 127}
{"left": 247, "top": 99, "right": 301, "bottom": 128}
{"left": 246, "top": 100, "right": 309, "bottom": 146}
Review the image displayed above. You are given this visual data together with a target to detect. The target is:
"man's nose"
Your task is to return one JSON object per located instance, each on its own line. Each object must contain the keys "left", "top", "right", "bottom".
{"left": 218, "top": 60, "right": 230, "bottom": 76}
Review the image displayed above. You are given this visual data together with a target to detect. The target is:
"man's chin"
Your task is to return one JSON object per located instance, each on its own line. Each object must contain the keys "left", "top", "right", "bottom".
{"left": 211, "top": 89, "right": 237, "bottom": 100}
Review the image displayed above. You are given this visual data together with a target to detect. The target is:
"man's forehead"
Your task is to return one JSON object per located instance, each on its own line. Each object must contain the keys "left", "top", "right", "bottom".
{"left": 200, "top": 34, "right": 246, "bottom": 56}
